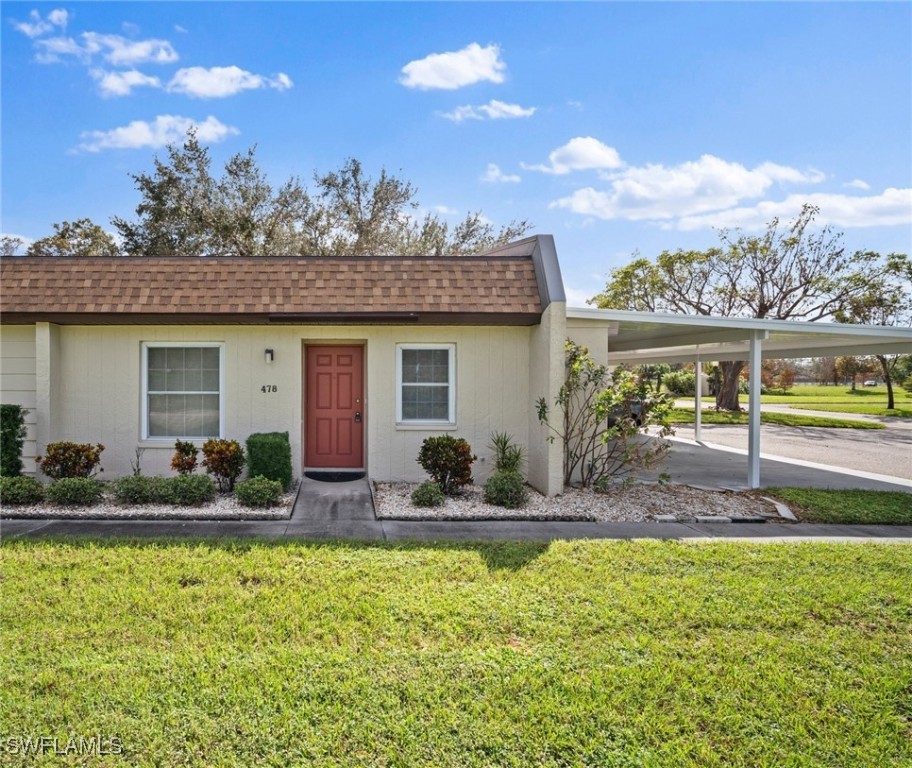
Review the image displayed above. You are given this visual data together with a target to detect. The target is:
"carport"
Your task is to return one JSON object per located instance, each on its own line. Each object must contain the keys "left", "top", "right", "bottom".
{"left": 567, "top": 308, "right": 912, "bottom": 488}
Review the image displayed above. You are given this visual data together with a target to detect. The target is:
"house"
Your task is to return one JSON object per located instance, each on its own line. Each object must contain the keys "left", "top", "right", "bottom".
{"left": 0, "top": 236, "right": 566, "bottom": 495}
{"left": 2, "top": 234, "right": 910, "bottom": 493}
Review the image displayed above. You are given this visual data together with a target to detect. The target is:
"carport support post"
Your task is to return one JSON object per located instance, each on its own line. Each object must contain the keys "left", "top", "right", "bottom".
{"left": 747, "top": 330, "right": 763, "bottom": 489}
{"left": 694, "top": 351, "right": 702, "bottom": 442}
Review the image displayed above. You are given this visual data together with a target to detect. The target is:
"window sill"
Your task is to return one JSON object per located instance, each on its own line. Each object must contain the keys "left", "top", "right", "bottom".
{"left": 395, "top": 423, "right": 458, "bottom": 431}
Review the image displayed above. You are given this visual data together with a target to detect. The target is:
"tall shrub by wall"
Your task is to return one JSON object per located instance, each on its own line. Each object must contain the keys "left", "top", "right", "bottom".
{"left": 246, "top": 432, "right": 293, "bottom": 490}
{"left": 0, "top": 405, "right": 27, "bottom": 477}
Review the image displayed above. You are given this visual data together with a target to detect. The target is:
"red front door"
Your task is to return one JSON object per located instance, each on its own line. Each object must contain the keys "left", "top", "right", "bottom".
{"left": 305, "top": 345, "right": 364, "bottom": 468}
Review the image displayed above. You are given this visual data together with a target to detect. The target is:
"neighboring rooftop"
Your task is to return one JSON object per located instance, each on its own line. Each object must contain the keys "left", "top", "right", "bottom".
{"left": 0, "top": 235, "right": 564, "bottom": 325}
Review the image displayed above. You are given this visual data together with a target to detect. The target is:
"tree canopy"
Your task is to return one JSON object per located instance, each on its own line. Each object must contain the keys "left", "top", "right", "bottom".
{"left": 25, "top": 219, "right": 120, "bottom": 258}
{"left": 109, "top": 131, "right": 529, "bottom": 258}
{"left": 592, "top": 205, "right": 907, "bottom": 409}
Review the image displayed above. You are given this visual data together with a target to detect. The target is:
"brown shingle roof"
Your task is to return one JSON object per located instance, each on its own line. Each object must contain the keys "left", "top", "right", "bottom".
{"left": 0, "top": 256, "right": 543, "bottom": 325}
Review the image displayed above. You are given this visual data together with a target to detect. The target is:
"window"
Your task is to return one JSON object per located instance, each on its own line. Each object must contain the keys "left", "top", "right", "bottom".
{"left": 141, "top": 343, "right": 223, "bottom": 439}
{"left": 396, "top": 344, "right": 455, "bottom": 424}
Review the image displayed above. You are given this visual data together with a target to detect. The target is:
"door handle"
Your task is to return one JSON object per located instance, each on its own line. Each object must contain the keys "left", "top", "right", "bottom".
{"left": 354, "top": 411, "right": 362, "bottom": 422}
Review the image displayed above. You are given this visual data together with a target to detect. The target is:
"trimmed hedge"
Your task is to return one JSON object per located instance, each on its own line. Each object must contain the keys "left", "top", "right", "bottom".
{"left": 0, "top": 476, "right": 45, "bottom": 505}
{"left": 483, "top": 470, "right": 528, "bottom": 509}
{"left": 112, "top": 475, "right": 215, "bottom": 506}
{"left": 46, "top": 478, "right": 103, "bottom": 507}
{"left": 236, "top": 475, "right": 283, "bottom": 508}
{"left": 246, "top": 432, "right": 293, "bottom": 490}
{"left": 0, "top": 404, "right": 28, "bottom": 477}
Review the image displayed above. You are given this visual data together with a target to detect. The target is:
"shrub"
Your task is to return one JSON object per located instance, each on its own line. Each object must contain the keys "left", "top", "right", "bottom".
{"left": 46, "top": 477, "right": 103, "bottom": 506}
{"left": 160, "top": 474, "right": 215, "bottom": 506}
{"left": 113, "top": 475, "right": 168, "bottom": 505}
{"left": 663, "top": 371, "right": 696, "bottom": 396}
{"left": 0, "top": 475, "right": 44, "bottom": 505}
{"left": 201, "top": 439, "right": 245, "bottom": 492}
{"left": 489, "top": 431, "right": 525, "bottom": 472}
{"left": 903, "top": 375, "right": 912, "bottom": 393}
{"left": 36, "top": 442, "right": 104, "bottom": 479}
{"left": 417, "top": 436, "right": 475, "bottom": 495}
{"left": 236, "top": 475, "right": 283, "bottom": 508}
{"left": 171, "top": 440, "right": 199, "bottom": 475}
{"left": 246, "top": 432, "right": 293, "bottom": 490}
{"left": 483, "top": 470, "right": 528, "bottom": 509}
{"left": 0, "top": 404, "right": 28, "bottom": 477}
{"left": 411, "top": 481, "right": 445, "bottom": 508}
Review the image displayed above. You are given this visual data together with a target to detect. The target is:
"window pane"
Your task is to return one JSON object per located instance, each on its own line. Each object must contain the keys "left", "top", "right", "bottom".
{"left": 147, "top": 346, "right": 221, "bottom": 437}
{"left": 402, "top": 348, "right": 449, "bottom": 384}
{"left": 402, "top": 384, "right": 449, "bottom": 421}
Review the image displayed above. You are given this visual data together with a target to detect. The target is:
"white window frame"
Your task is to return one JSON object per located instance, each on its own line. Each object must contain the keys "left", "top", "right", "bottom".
{"left": 140, "top": 342, "right": 225, "bottom": 440}
{"left": 396, "top": 343, "right": 456, "bottom": 425}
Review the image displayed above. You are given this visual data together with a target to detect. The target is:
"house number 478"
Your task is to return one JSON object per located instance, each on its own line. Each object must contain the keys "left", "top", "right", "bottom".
{"left": 261, "top": 385, "right": 277, "bottom": 393}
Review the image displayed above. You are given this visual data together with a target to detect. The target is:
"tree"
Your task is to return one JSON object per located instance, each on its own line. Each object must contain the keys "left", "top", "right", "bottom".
{"left": 26, "top": 219, "right": 120, "bottom": 258}
{"left": 835, "top": 356, "right": 877, "bottom": 391}
{"left": 0, "top": 235, "right": 23, "bottom": 257}
{"left": 835, "top": 253, "right": 911, "bottom": 409}
{"left": 113, "top": 131, "right": 530, "bottom": 258}
{"left": 592, "top": 205, "right": 888, "bottom": 410}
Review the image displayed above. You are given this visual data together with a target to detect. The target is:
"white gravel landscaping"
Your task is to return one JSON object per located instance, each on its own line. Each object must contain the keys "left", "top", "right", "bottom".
{"left": 374, "top": 481, "right": 781, "bottom": 522}
{"left": 1, "top": 485, "right": 298, "bottom": 521}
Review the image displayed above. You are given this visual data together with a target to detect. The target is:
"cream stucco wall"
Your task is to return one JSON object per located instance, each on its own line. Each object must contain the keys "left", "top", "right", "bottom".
{"left": 33, "top": 323, "right": 546, "bottom": 487}
{"left": 0, "top": 324, "right": 38, "bottom": 473}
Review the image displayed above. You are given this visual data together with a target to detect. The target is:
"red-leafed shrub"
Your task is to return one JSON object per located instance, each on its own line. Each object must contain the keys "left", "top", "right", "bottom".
{"left": 171, "top": 440, "right": 199, "bottom": 475}
{"left": 201, "top": 438, "right": 246, "bottom": 492}
{"left": 36, "top": 441, "right": 104, "bottom": 479}
{"left": 417, "top": 436, "right": 475, "bottom": 496}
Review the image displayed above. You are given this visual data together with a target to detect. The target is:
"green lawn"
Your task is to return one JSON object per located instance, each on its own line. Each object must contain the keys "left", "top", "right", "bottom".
{"left": 796, "top": 403, "right": 912, "bottom": 418}
{"left": 765, "top": 488, "right": 912, "bottom": 525}
{"left": 2, "top": 539, "right": 911, "bottom": 767}
{"left": 668, "top": 408, "right": 885, "bottom": 429}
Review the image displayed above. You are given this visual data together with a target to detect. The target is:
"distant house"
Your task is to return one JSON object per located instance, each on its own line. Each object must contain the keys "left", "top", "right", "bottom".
{"left": 2, "top": 234, "right": 909, "bottom": 493}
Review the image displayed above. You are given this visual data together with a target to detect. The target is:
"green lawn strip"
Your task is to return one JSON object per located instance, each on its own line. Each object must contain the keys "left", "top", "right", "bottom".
{"left": 668, "top": 408, "right": 884, "bottom": 429}
{"left": 793, "top": 404, "right": 912, "bottom": 418}
{"left": 764, "top": 488, "right": 912, "bottom": 525}
{"left": 2, "top": 539, "right": 911, "bottom": 767}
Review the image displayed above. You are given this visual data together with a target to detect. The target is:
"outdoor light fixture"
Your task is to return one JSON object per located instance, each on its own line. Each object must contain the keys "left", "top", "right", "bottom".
{"left": 265, "top": 349, "right": 274, "bottom": 364}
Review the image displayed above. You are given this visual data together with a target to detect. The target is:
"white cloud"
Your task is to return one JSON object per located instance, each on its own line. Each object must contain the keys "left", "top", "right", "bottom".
{"left": 36, "top": 32, "right": 179, "bottom": 65}
{"left": 91, "top": 69, "right": 162, "bottom": 97}
{"left": 174, "top": 24, "right": 189, "bottom": 34}
{"left": 523, "top": 137, "right": 623, "bottom": 175}
{"left": 440, "top": 99, "right": 536, "bottom": 122}
{"left": 481, "top": 163, "right": 521, "bottom": 184}
{"left": 564, "top": 285, "right": 597, "bottom": 308}
{"left": 551, "top": 154, "right": 825, "bottom": 221}
{"left": 12, "top": 8, "right": 67, "bottom": 38}
{"left": 845, "top": 178, "right": 871, "bottom": 191}
{"left": 82, "top": 32, "right": 179, "bottom": 65}
{"left": 400, "top": 43, "right": 506, "bottom": 90}
{"left": 432, "top": 205, "right": 459, "bottom": 215}
{"left": 167, "top": 66, "right": 293, "bottom": 98}
{"left": 76, "top": 114, "right": 238, "bottom": 153}
{"left": 674, "top": 188, "right": 912, "bottom": 231}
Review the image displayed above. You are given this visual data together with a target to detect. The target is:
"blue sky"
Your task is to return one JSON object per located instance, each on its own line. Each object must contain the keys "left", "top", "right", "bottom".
{"left": 3, "top": 1, "right": 910, "bottom": 305}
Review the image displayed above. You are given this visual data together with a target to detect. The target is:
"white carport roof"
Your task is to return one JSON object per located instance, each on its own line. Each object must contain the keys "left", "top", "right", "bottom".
{"left": 567, "top": 308, "right": 912, "bottom": 365}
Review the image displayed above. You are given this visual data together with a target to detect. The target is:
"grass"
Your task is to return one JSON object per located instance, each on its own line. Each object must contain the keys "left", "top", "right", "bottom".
{"left": 796, "top": 404, "right": 912, "bottom": 418}
{"left": 765, "top": 488, "right": 912, "bottom": 525}
{"left": 2, "top": 539, "right": 911, "bottom": 767}
{"left": 668, "top": 408, "right": 885, "bottom": 429}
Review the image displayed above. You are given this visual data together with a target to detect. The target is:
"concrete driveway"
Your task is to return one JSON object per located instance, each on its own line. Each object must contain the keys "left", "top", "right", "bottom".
{"left": 663, "top": 406, "right": 911, "bottom": 488}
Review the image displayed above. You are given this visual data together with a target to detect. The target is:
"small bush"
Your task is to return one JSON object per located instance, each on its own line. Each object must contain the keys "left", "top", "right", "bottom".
{"left": 46, "top": 477, "right": 103, "bottom": 507}
{"left": 903, "top": 375, "right": 912, "bottom": 393}
{"left": 236, "top": 475, "right": 283, "bottom": 508}
{"left": 0, "top": 475, "right": 44, "bottom": 505}
{"left": 0, "top": 404, "right": 28, "bottom": 477}
{"left": 411, "top": 481, "right": 445, "bottom": 508}
{"left": 489, "top": 431, "right": 526, "bottom": 472}
{"left": 201, "top": 439, "right": 245, "bottom": 492}
{"left": 663, "top": 371, "right": 696, "bottom": 396}
{"left": 483, "top": 470, "right": 528, "bottom": 509}
{"left": 37, "top": 442, "right": 104, "bottom": 479}
{"left": 171, "top": 440, "right": 199, "bottom": 475}
{"left": 160, "top": 474, "right": 215, "bottom": 506}
{"left": 246, "top": 432, "right": 293, "bottom": 490}
{"left": 417, "top": 435, "right": 475, "bottom": 495}
{"left": 113, "top": 475, "right": 168, "bottom": 505}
